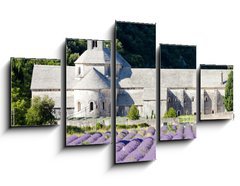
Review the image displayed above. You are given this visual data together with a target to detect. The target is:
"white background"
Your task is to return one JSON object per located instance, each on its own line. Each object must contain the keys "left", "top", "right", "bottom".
{"left": 0, "top": 0, "right": 240, "bottom": 186}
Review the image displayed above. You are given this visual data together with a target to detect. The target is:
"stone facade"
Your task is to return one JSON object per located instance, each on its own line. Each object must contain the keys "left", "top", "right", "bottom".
{"left": 160, "top": 69, "right": 196, "bottom": 117}
{"left": 30, "top": 39, "right": 156, "bottom": 119}
{"left": 200, "top": 69, "right": 232, "bottom": 119}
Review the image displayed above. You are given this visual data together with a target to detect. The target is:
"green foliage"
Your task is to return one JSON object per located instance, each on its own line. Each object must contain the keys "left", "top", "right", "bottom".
{"left": 224, "top": 71, "right": 233, "bottom": 111}
{"left": 68, "top": 53, "right": 79, "bottom": 65}
{"left": 66, "top": 124, "right": 111, "bottom": 135}
{"left": 104, "top": 41, "right": 111, "bottom": 48}
{"left": 178, "top": 115, "right": 196, "bottom": 123}
{"left": 66, "top": 126, "right": 84, "bottom": 135}
{"left": 26, "top": 96, "right": 56, "bottom": 126}
{"left": 115, "top": 39, "right": 124, "bottom": 53}
{"left": 163, "top": 107, "right": 177, "bottom": 118}
{"left": 161, "top": 45, "right": 196, "bottom": 69}
{"left": 116, "top": 123, "right": 149, "bottom": 130}
{"left": 66, "top": 39, "right": 87, "bottom": 66}
{"left": 11, "top": 99, "right": 28, "bottom": 126}
{"left": 96, "top": 122, "right": 103, "bottom": 130}
{"left": 11, "top": 58, "right": 60, "bottom": 126}
{"left": 116, "top": 22, "right": 155, "bottom": 68}
{"left": 127, "top": 105, "right": 140, "bottom": 120}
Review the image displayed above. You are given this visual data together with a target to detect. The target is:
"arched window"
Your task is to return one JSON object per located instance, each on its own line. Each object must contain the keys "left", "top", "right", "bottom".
{"left": 77, "top": 102, "right": 81, "bottom": 112}
{"left": 191, "top": 96, "right": 195, "bottom": 102}
{"left": 78, "top": 67, "right": 81, "bottom": 75}
{"left": 177, "top": 110, "right": 181, "bottom": 116}
{"left": 204, "top": 96, "right": 208, "bottom": 102}
{"left": 90, "top": 102, "right": 94, "bottom": 111}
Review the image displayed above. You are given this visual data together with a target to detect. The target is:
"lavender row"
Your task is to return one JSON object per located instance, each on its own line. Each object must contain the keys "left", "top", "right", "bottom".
{"left": 160, "top": 124, "right": 196, "bottom": 141}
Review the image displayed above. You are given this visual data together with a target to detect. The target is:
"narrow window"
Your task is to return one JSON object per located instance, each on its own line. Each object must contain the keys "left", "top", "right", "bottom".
{"left": 191, "top": 96, "right": 194, "bottom": 102}
{"left": 78, "top": 67, "right": 81, "bottom": 75}
{"left": 177, "top": 110, "right": 181, "bottom": 116}
{"left": 167, "top": 97, "right": 171, "bottom": 103}
{"left": 204, "top": 96, "right": 208, "bottom": 102}
{"left": 93, "top": 40, "right": 97, "bottom": 48}
{"left": 78, "top": 102, "right": 81, "bottom": 112}
{"left": 90, "top": 102, "right": 94, "bottom": 111}
{"left": 102, "top": 102, "right": 105, "bottom": 110}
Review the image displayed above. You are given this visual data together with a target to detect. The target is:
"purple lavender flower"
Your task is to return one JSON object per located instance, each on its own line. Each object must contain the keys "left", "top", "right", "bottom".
{"left": 92, "top": 136, "right": 107, "bottom": 144}
{"left": 161, "top": 125, "right": 168, "bottom": 133}
{"left": 84, "top": 132, "right": 102, "bottom": 144}
{"left": 116, "top": 140, "right": 129, "bottom": 152}
{"left": 117, "top": 130, "right": 129, "bottom": 139}
{"left": 134, "top": 133, "right": 144, "bottom": 139}
{"left": 146, "top": 127, "right": 156, "bottom": 136}
{"left": 172, "top": 133, "right": 183, "bottom": 140}
{"left": 141, "top": 142, "right": 156, "bottom": 161}
{"left": 66, "top": 135, "right": 78, "bottom": 145}
{"left": 68, "top": 133, "right": 91, "bottom": 146}
{"left": 116, "top": 138, "right": 142, "bottom": 162}
{"left": 183, "top": 124, "right": 194, "bottom": 139}
{"left": 124, "top": 137, "right": 154, "bottom": 162}
{"left": 123, "top": 130, "right": 137, "bottom": 140}
{"left": 160, "top": 133, "right": 172, "bottom": 140}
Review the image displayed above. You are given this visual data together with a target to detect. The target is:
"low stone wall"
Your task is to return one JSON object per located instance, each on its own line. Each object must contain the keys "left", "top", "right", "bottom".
{"left": 67, "top": 117, "right": 111, "bottom": 127}
{"left": 201, "top": 112, "right": 233, "bottom": 120}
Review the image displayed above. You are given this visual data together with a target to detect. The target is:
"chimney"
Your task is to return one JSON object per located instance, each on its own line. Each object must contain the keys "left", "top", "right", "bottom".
{"left": 97, "top": 40, "right": 103, "bottom": 50}
{"left": 87, "top": 40, "right": 93, "bottom": 50}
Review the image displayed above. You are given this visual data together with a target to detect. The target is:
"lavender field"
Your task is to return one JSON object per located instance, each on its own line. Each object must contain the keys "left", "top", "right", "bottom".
{"left": 116, "top": 126, "right": 156, "bottom": 163}
{"left": 160, "top": 123, "right": 196, "bottom": 141}
{"left": 66, "top": 131, "right": 111, "bottom": 146}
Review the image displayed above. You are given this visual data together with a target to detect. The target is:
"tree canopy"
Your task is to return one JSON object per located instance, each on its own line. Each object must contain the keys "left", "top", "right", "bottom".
{"left": 116, "top": 22, "right": 156, "bottom": 68}
{"left": 26, "top": 96, "right": 56, "bottom": 125}
{"left": 161, "top": 44, "right": 196, "bottom": 69}
{"left": 163, "top": 107, "right": 177, "bottom": 118}
{"left": 11, "top": 58, "right": 60, "bottom": 126}
{"left": 127, "top": 105, "right": 140, "bottom": 120}
{"left": 224, "top": 71, "right": 233, "bottom": 111}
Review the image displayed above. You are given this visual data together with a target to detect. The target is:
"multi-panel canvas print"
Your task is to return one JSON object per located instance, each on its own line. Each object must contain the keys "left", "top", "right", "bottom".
{"left": 65, "top": 39, "right": 112, "bottom": 146}
{"left": 160, "top": 44, "right": 197, "bottom": 141}
{"left": 114, "top": 21, "right": 156, "bottom": 163}
{"left": 10, "top": 57, "right": 61, "bottom": 127}
{"left": 200, "top": 65, "right": 233, "bottom": 120}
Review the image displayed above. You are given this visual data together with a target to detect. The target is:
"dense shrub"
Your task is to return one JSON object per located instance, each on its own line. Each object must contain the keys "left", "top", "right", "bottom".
{"left": 224, "top": 71, "right": 233, "bottom": 111}
{"left": 163, "top": 107, "right": 177, "bottom": 118}
{"left": 127, "top": 105, "right": 140, "bottom": 120}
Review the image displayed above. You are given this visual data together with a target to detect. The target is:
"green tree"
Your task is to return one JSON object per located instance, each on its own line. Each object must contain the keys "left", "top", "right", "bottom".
{"left": 116, "top": 22, "right": 155, "bottom": 68}
{"left": 11, "top": 58, "right": 60, "bottom": 126}
{"left": 163, "top": 107, "right": 177, "bottom": 118}
{"left": 127, "top": 105, "right": 140, "bottom": 120}
{"left": 11, "top": 99, "right": 28, "bottom": 126}
{"left": 26, "top": 96, "right": 56, "bottom": 126}
{"left": 224, "top": 71, "right": 233, "bottom": 111}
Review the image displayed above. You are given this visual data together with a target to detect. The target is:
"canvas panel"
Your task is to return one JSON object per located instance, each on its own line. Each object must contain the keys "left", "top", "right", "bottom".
{"left": 10, "top": 57, "right": 61, "bottom": 127}
{"left": 200, "top": 64, "right": 234, "bottom": 121}
{"left": 160, "top": 44, "right": 197, "bottom": 141}
{"left": 65, "top": 39, "right": 112, "bottom": 146}
{"left": 114, "top": 21, "right": 156, "bottom": 163}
